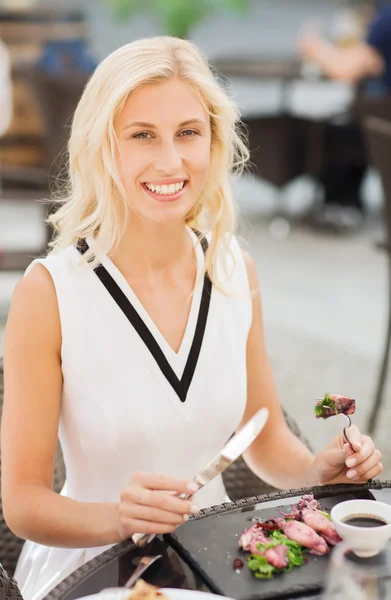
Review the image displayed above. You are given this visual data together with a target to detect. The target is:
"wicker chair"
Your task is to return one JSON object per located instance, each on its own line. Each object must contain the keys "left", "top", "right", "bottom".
{"left": 0, "top": 563, "right": 23, "bottom": 600}
{"left": 222, "top": 409, "right": 312, "bottom": 500}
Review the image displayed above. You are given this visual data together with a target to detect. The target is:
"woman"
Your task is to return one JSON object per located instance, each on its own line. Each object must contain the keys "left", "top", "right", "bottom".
{"left": 2, "top": 37, "right": 382, "bottom": 600}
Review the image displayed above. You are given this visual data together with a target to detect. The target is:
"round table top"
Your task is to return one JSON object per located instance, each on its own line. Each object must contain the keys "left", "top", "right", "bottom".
{"left": 44, "top": 481, "right": 391, "bottom": 600}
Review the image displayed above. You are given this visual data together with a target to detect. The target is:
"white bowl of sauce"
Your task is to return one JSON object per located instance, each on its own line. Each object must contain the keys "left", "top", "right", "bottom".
{"left": 331, "top": 499, "right": 391, "bottom": 557}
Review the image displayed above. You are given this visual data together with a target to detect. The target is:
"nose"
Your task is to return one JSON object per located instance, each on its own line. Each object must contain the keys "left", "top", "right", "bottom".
{"left": 153, "top": 140, "right": 182, "bottom": 175}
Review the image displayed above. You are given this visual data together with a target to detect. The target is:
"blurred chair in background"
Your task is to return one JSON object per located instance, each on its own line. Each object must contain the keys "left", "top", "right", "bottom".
{"left": 0, "top": 563, "right": 22, "bottom": 600}
{"left": 215, "top": 57, "right": 312, "bottom": 233}
{"left": 242, "top": 113, "right": 311, "bottom": 199}
{"left": 299, "top": 1, "right": 391, "bottom": 231}
{"left": 18, "top": 35, "right": 96, "bottom": 197}
{"left": 363, "top": 116, "right": 391, "bottom": 435}
{"left": 0, "top": 7, "right": 95, "bottom": 271}
{"left": 0, "top": 69, "right": 88, "bottom": 236}
{"left": 0, "top": 70, "right": 88, "bottom": 269}
{"left": 222, "top": 408, "right": 312, "bottom": 500}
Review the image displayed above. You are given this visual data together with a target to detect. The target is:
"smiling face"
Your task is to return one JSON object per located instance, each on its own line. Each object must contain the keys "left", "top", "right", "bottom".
{"left": 115, "top": 78, "right": 211, "bottom": 225}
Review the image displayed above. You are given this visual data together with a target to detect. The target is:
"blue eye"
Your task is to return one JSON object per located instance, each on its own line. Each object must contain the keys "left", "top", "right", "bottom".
{"left": 179, "top": 129, "right": 199, "bottom": 137}
{"left": 132, "top": 132, "right": 152, "bottom": 139}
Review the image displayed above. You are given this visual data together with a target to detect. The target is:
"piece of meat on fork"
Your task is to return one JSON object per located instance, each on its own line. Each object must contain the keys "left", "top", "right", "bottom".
{"left": 314, "top": 393, "right": 356, "bottom": 420}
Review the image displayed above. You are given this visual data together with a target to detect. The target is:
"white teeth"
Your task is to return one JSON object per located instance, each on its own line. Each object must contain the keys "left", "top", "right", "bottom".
{"left": 145, "top": 181, "right": 185, "bottom": 195}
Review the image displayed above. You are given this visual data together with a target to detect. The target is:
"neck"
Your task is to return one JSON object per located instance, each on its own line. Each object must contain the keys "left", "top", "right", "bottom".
{"left": 110, "top": 217, "right": 193, "bottom": 275}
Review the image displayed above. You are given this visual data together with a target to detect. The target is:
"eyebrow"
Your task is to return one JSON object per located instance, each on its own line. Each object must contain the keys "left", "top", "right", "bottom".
{"left": 122, "top": 118, "right": 207, "bottom": 131}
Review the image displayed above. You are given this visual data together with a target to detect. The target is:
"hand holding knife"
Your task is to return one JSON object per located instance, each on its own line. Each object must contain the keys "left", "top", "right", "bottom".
{"left": 132, "top": 407, "right": 269, "bottom": 547}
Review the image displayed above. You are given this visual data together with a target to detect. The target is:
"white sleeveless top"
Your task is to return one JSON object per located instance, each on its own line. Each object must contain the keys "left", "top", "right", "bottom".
{"left": 14, "top": 229, "right": 252, "bottom": 600}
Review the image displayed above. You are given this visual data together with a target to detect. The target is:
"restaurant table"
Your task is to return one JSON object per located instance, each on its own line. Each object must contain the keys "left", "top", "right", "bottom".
{"left": 213, "top": 58, "right": 353, "bottom": 121}
{"left": 44, "top": 481, "right": 391, "bottom": 600}
{"left": 212, "top": 57, "right": 355, "bottom": 199}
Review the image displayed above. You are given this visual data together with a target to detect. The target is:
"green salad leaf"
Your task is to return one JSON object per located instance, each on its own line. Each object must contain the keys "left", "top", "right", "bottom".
{"left": 314, "top": 393, "right": 338, "bottom": 418}
{"left": 246, "top": 530, "right": 306, "bottom": 578}
{"left": 269, "top": 530, "right": 302, "bottom": 550}
{"left": 247, "top": 555, "right": 275, "bottom": 579}
{"left": 320, "top": 510, "right": 332, "bottom": 521}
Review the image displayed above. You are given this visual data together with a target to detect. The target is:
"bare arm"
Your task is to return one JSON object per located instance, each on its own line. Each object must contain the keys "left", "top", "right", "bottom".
{"left": 2, "top": 265, "right": 121, "bottom": 547}
{"left": 238, "top": 252, "right": 317, "bottom": 490}
{"left": 238, "top": 251, "right": 383, "bottom": 489}
{"left": 299, "top": 36, "right": 384, "bottom": 84}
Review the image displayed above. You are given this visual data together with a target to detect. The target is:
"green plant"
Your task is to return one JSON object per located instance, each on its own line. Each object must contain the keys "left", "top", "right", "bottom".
{"left": 105, "top": 0, "right": 248, "bottom": 39}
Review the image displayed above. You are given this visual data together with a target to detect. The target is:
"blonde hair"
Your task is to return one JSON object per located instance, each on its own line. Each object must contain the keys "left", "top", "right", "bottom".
{"left": 48, "top": 36, "right": 249, "bottom": 284}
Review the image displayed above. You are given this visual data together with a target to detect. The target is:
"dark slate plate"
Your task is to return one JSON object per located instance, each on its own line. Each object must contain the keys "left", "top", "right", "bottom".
{"left": 166, "top": 492, "right": 374, "bottom": 600}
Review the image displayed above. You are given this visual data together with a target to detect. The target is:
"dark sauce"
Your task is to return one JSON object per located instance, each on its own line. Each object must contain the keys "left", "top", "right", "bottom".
{"left": 342, "top": 514, "right": 389, "bottom": 528}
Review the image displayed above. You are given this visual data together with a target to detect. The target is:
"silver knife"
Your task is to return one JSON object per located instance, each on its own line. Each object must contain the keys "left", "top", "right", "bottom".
{"left": 132, "top": 406, "right": 269, "bottom": 547}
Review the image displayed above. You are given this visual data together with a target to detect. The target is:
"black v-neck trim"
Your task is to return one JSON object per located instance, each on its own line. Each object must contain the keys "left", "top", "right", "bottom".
{"left": 77, "top": 232, "right": 212, "bottom": 402}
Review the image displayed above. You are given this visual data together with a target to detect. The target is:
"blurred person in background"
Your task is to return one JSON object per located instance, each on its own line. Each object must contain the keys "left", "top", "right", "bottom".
{"left": 38, "top": 38, "right": 97, "bottom": 77}
{"left": 300, "top": 1, "right": 391, "bottom": 231}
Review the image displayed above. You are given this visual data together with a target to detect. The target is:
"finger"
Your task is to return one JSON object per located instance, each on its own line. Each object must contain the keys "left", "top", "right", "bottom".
{"left": 121, "top": 518, "right": 180, "bottom": 538}
{"left": 353, "top": 462, "right": 383, "bottom": 483}
{"left": 346, "top": 449, "right": 382, "bottom": 480}
{"left": 345, "top": 436, "right": 376, "bottom": 469}
{"left": 340, "top": 424, "right": 362, "bottom": 452}
{"left": 343, "top": 442, "right": 355, "bottom": 458}
{"left": 120, "top": 503, "right": 188, "bottom": 526}
{"left": 123, "top": 486, "right": 198, "bottom": 515}
{"left": 130, "top": 472, "right": 199, "bottom": 495}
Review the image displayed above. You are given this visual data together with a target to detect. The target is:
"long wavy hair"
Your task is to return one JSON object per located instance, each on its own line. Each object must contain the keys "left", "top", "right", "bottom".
{"left": 48, "top": 36, "right": 249, "bottom": 285}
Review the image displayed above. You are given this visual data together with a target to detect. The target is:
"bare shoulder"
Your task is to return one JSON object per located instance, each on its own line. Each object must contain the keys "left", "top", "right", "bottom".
{"left": 240, "top": 248, "right": 260, "bottom": 296}
{"left": 11, "top": 263, "right": 58, "bottom": 317}
{"left": 6, "top": 263, "right": 61, "bottom": 353}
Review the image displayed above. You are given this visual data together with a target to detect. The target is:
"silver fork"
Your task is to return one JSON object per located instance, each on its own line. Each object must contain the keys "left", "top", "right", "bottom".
{"left": 342, "top": 414, "right": 353, "bottom": 447}
{"left": 96, "top": 554, "right": 163, "bottom": 600}
{"left": 124, "top": 554, "right": 163, "bottom": 589}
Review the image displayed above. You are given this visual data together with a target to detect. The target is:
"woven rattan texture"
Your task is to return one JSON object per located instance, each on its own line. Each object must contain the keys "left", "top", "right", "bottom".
{"left": 0, "top": 357, "right": 24, "bottom": 576}
{"left": 43, "top": 539, "right": 135, "bottom": 600}
{"left": 0, "top": 358, "right": 66, "bottom": 575}
{"left": 0, "top": 563, "right": 23, "bottom": 600}
{"left": 189, "top": 479, "right": 391, "bottom": 520}
{"left": 222, "top": 408, "right": 312, "bottom": 500}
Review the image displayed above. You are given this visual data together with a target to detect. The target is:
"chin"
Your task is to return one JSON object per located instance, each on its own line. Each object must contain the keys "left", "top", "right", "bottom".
{"left": 143, "top": 203, "right": 195, "bottom": 225}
